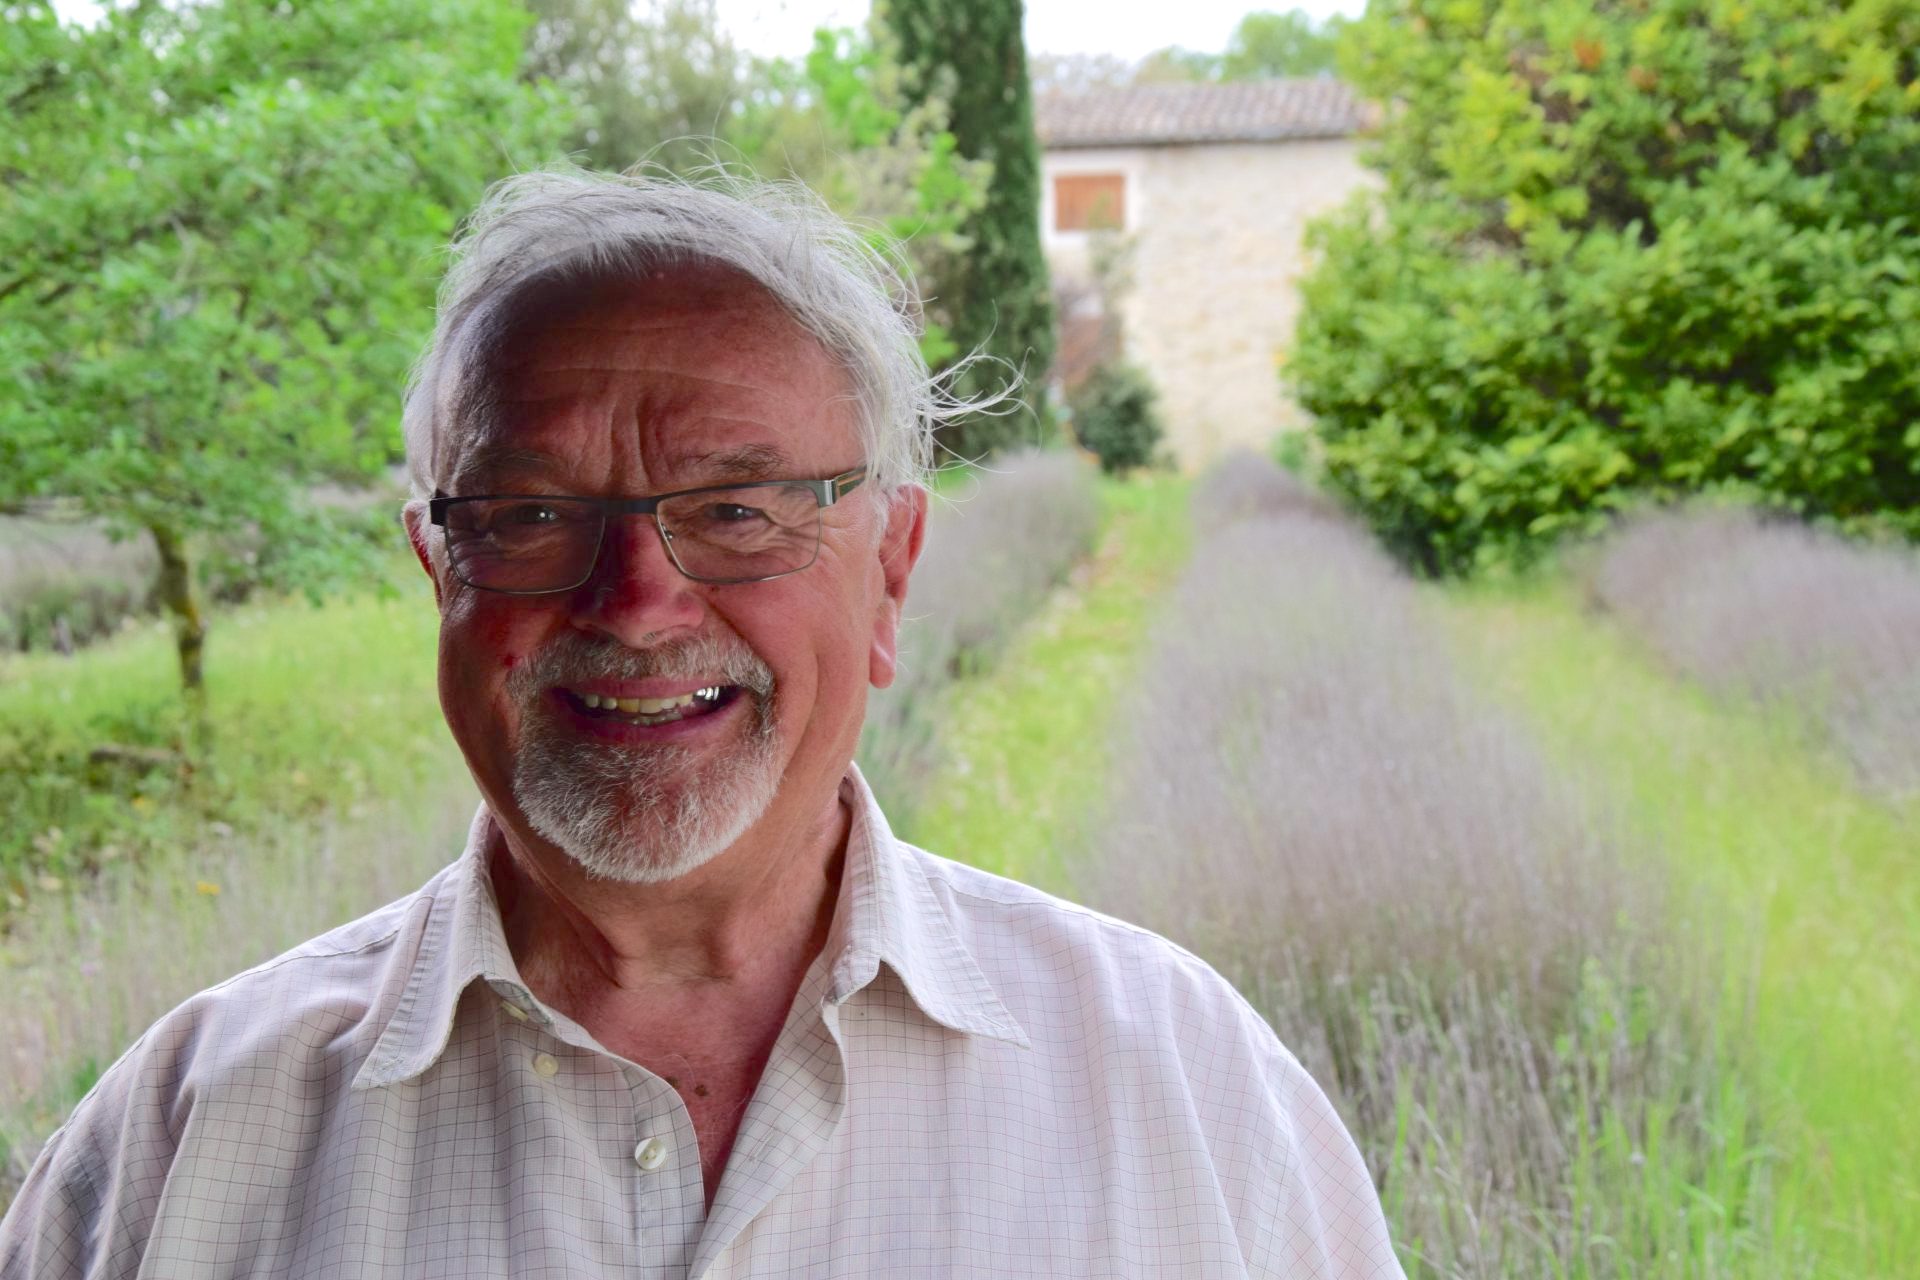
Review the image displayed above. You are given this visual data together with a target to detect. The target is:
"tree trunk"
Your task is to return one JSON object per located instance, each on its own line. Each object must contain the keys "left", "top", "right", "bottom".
{"left": 150, "top": 523, "right": 207, "bottom": 697}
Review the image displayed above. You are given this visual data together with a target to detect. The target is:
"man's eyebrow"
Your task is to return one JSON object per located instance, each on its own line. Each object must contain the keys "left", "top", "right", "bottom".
{"left": 676, "top": 444, "right": 793, "bottom": 482}
{"left": 450, "top": 445, "right": 561, "bottom": 488}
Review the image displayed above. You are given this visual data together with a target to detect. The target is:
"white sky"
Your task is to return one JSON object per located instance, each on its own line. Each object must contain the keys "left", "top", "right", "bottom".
{"left": 49, "top": 0, "right": 1367, "bottom": 63}
{"left": 721, "top": 0, "right": 1365, "bottom": 61}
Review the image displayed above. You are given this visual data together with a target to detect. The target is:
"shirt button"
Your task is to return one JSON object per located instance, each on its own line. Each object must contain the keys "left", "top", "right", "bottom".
{"left": 501, "top": 1001, "right": 530, "bottom": 1022}
{"left": 633, "top": 1137, "right": 670, "bottom": 1171}
{"left": 532, "top": 1052, "right": 559, "bottom": 1078}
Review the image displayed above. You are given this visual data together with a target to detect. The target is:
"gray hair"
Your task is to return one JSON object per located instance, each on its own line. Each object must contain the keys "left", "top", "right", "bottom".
{"left": 401, "top": 166, "right": 996, "bottom": 500}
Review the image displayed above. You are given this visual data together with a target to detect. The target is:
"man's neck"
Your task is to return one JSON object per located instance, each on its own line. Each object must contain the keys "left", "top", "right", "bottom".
{"left": 490, "top": 785, "right": 849, "bottom": 1010}
{"left": 486, "top": 784, "right": 852, "bottom": 1211}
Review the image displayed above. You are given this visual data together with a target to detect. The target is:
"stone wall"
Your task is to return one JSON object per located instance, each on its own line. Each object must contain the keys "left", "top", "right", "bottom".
{"left": 1042, "top": 139, "right": 1374, "bottom": 467}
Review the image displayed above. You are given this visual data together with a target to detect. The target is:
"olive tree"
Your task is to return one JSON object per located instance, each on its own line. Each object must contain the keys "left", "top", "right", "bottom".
{"left": 0, "top": 0, "right": 569, "bottom": 695}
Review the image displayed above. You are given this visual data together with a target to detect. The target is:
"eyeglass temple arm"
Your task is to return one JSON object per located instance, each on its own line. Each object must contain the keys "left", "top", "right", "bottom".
{"left": 829, "top": 466, "right": 867, "bottom": 503}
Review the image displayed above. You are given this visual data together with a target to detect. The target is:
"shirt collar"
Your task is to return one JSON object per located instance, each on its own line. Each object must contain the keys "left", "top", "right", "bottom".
{"left": 354, "top": 764, "right": 1025, "bottom": 1090}
{"left": 823, "top": 765, "right": 1028, "bottom": 1047}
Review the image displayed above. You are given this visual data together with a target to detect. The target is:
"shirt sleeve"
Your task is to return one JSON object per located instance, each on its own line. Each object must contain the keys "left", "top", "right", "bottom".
{"left": 1257, "top": 1034, "right": 1406, "bottom": 1278}
{"left": 0, "top": 1032, "right": 181, "bottom": 1280}
{"left": 1183, "top": 968, "right": 1406, "bottom": 1280}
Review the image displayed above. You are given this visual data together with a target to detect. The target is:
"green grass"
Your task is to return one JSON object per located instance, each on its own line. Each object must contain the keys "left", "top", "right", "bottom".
{"left": 1438, "top": 578, "right": 1919, "bottom": 1275}
{"left": 905, "top": 470, "right": 1191, "bottom": 887}
{"left": 0, "top": 562, "right": 477, "bottom": 1202}
{"left": 0, "top": 559, "right": 463, "bottom": 910}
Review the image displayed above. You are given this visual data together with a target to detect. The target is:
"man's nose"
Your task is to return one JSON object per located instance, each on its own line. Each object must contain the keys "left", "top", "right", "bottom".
{"left": 570, "top": 513, "right": 706, "bottom": 643}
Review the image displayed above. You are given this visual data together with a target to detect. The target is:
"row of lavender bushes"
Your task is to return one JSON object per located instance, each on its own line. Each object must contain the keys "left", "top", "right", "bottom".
{"left": 0, "top": 476, "right": 410, "bottom": 656}
{"left": 1077, "top": 452, "right": 1766, "bottom": 1275}
{"left": 1581, "top": 505, "right": 1920, "bottom": 804}
{"left": 0, "top": 518, "right": 159, "bottom": 654}
{"left": 857, "top": 449, "right": 1102, "bottom": 825}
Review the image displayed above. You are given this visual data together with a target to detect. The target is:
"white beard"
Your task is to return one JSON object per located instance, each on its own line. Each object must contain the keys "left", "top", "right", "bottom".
{"left": 506, "top": 633, "right": 779, "bottom": 884}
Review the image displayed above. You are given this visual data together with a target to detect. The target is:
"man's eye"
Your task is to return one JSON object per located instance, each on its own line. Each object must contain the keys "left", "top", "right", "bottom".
{"left": 500, "top": 503, "right": 562, "bottom": 526}
{"left": 706, "top": 503, "right": 768, "bottom": 524}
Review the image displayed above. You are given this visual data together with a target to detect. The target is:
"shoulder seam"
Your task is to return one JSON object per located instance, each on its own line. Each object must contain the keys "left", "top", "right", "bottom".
{"left": 904, "top": 844, "right": 1222, "bottom": 970}
{"left": 188, "top": 890, "right": 429, "bottom": 1002}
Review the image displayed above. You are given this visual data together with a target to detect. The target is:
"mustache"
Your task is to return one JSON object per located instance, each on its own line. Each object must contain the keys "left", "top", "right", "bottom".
{"left": 506, "top": 632, "right": 775, "bottom": 703}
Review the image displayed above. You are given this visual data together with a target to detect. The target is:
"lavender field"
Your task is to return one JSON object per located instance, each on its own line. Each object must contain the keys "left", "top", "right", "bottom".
{"left": 917, "top": 458, "right": 1917, "bottom": 1277}
{"left": 3, "top": 457, "right": 1914, "bottom": 1276}
{"left": 1077, "top": 462, "right": 1758, "bottom": 1275}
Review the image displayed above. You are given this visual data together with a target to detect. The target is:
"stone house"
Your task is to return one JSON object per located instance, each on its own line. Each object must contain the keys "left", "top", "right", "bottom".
{"left": 1033, "top": 80, "right": 1377, "bottom": 466}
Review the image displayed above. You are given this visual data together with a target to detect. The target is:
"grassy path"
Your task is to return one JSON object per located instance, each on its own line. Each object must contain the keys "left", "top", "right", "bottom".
{"left": 1436, "top": 580, "right": 1920, "bottom": 1275}
{"left": 904, "top": 473, "right": 1191, "bottom": 890}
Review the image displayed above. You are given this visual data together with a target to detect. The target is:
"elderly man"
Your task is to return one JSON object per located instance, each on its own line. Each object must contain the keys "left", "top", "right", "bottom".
{"left": 1, "top": 171, "right": 1402, "bottom": 1278}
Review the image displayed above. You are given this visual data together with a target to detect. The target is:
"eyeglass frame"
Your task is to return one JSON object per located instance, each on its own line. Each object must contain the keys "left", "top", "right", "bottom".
{"left": 427, "top": 465, "right": 869, "bottom": 594}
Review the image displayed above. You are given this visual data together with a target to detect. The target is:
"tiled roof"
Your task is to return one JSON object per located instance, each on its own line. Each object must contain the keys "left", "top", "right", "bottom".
{"left": 1035, "top": 79, "right": 1375, "bottom": 149}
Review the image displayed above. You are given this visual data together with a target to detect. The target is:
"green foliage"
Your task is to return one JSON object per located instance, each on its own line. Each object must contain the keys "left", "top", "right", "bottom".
{"left": 1132, "top": 10, "right": 1346, "bottom": 84}
{"left": 732, "top": 26, "right": 990, "bottom": 369}
{"left": 523, "top": 0, "right": 740, "bottom": 173}
{"left": 1289, "top": 0, "right": 1920, "bottom": 577}
{"left": 1222, "top": 10, "right": 1345, "bottom": 79}
{"left": 1134, "top": 45, "right": 1226, "bottom": 84}
{"left": 0, "top": 565, "right": 450, "bottom": 914}
{"left": 1069, "top": 362, "right": 1165, "bottom": 474}
{"left": 881, "top": 0, "right": 1058, "bottom": 459}
{"left": 0, "top": 0, "right": 570, "bottom": 686}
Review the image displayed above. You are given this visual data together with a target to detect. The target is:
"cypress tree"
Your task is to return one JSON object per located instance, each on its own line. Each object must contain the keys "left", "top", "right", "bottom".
{"left": 880, "top": 0, "right": 1057, "bottom": 459}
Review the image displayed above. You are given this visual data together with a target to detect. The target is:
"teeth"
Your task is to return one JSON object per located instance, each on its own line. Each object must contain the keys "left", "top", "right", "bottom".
{"left": 635, "top": 694, "right": 691, "bottom": 713}
{"left": 574, "top": 688, "right": 723, "bottom": 715}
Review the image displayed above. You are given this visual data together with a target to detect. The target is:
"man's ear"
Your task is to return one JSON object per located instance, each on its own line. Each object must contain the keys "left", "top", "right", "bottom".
{"left": 869, "top": 483, "right": 928, "bottom": 690}
{"left": 402, "top": 501, "right": 445, "bottom": 610}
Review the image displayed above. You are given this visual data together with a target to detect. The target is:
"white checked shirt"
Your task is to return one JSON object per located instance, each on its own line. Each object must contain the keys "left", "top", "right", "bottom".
{"left": 1, "top": 768, "right": 1404, "bottom": 1278}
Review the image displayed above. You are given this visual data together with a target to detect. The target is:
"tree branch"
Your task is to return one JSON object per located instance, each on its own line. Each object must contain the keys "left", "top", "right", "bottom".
{"left": 0, "top": 211, "right": 208, "bottom": 306}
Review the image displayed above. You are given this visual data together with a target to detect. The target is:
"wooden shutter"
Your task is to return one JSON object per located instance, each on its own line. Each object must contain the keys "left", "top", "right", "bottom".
{"left": 1053, "top": 173, "right": 1126, "bottom": 232}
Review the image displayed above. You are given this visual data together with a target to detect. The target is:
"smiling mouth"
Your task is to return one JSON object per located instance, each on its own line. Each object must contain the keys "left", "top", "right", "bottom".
{"left": 563, "top": 685, "right": 737, "bottom": 727}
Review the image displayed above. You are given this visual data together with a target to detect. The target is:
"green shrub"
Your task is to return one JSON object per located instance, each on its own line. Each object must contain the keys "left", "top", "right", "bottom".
{"left": 1290, "top": 0, "right": 1920, "bottom": 577}
{"left": 1069, "top": 361, "right": 1165, "bottom": 475}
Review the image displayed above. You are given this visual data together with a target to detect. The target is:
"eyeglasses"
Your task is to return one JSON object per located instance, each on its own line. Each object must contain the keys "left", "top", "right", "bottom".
{"left": 428, "top": 466, "right": 867, "bottom": 594}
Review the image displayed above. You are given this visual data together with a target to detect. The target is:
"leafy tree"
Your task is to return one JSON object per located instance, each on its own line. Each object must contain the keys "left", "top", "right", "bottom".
{"left": 1131, "top": 11, "right": 1346, "bottom": 85}
{"left": 733, "top": 27, "right": 990, "bottom": 370}
{"left": 1289, "top": 0, "right": 1920, "bottom": 576}
{"left": 523, "top": 0, "right": 741, "bottom": 173}
{"left": 880, "top": 0, "right": 1057, "bottom": 459}
{"left": 1134, "top": 45, "right": 1224, "bottom": 84}
{"left": 0, "top": 0, "right": 569, "bottom": 697}
{"left": 1221, "top": 9, "right": 1344, "bottom": 79}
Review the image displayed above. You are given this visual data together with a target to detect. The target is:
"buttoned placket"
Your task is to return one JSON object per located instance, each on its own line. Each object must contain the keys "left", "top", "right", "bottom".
{"left": 689, "top": 964, "right": 853, "bottom": 1279}
{"left": 487, "top": 978, "right": 708, "bottom": 1274}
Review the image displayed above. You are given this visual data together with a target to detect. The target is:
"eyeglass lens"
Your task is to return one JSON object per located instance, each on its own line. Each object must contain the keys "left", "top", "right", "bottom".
{"left": 442, "top": 486, "right": 824, "bottom": 591}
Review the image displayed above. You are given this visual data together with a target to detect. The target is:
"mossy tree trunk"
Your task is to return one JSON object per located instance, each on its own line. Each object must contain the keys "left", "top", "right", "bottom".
{"left": 150, "top": 523, "right": 207, "bottom": 701}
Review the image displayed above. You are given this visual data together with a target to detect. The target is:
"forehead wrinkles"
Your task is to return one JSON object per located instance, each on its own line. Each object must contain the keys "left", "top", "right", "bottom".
{"left": 437, "top": 270, "right": 857, "bottom": 482}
